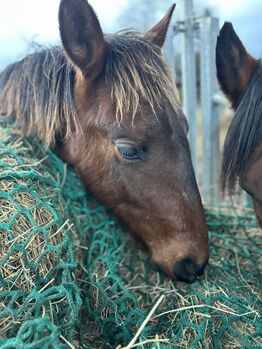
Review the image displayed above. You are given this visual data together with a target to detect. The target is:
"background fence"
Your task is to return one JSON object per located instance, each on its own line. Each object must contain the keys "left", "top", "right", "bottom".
{"left": 167, "top": 0, "right": 221, "bottom": 205}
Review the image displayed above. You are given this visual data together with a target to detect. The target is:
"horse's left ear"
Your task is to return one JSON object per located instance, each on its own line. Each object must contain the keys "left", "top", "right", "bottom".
{"left": 59, "top": 0, "right": 106, "bottom": 81}
{"left": 144, "top": 4, "right": 176, "bottom": 48}
{"left": 216, "top": 22, "right": 259, "bottom": 109}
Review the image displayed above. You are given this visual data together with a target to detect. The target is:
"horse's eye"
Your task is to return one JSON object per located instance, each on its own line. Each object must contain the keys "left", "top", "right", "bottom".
{"left": 115, "top": 139, "right": 144, "bottom": 161}
{"left": 117, "top": 145, "right": 141, "bottom": 160}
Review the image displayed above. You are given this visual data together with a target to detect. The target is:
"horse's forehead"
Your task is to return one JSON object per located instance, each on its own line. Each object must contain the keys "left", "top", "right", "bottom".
{"left": 115, "top": 107, "right": 183, "bottom": 139}
{"left": 89, "top": 72, "right": 184, "bottom": 138}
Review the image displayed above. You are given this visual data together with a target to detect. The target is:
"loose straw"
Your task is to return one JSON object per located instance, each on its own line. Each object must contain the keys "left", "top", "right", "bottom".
{"left": 117, "top": 294, "right": 165, "bottom": 349}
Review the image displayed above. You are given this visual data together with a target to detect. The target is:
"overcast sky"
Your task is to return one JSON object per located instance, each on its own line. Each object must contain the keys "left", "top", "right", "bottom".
{"left": 0, "top": 0, "right": 261, "bottom": 69}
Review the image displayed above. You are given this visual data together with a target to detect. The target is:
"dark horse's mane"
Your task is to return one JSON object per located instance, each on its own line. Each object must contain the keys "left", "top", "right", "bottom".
{"left": 0, "top": 31, "right": 179, "bottom": 147}
{"left": 221, "top": 61, "right": 262, "bottom": 194}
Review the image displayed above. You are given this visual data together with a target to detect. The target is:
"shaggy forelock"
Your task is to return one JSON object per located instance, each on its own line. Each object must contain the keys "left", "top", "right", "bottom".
{"left": 105, "top": 31, "right": 180, "bottom": 123}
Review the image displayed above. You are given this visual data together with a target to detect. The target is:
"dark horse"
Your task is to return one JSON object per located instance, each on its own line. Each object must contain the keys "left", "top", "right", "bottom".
{"left": 0, "top": 0, "right": 208, "bottom": 282}
{"left": 216, "top": 23, "right": 262, "bottom": 226}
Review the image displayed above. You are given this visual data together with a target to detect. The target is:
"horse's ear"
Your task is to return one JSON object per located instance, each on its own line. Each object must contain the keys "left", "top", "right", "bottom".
{"left": 216, "top": 22, "right": 259, "bottom": 109}
{"left": 144, "top": 4, "right": 176, "bottom": 48}
{"left": 59, "top": 0, "right": 106, "bottom": 81}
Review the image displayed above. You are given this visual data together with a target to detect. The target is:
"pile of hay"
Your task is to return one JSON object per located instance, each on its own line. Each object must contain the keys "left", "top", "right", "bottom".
{"left": 0, "top": 127, "right": 83, "bottom": 348}
{"left": 0, "top": 125, "right": 261, "bottom": 349}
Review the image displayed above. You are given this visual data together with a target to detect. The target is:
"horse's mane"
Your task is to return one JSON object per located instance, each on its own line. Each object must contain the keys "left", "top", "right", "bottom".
{"left": 221, "top": 61, "right": 262, "bottom": 194}
{"left": 0, "top": 31, "right": 179, "bottom": 147}
{"left": 0, "top": 47, "right": 76, "bottom": 146}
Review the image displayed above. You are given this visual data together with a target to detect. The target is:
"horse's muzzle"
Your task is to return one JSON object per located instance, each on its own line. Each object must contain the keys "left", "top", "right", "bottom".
{"left": 173, "top": 257, "right": 208, "bottom": 283}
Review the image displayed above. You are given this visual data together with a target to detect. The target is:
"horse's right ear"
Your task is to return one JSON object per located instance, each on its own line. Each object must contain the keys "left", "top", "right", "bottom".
{"left": 216, "top": 22, "right": 259, "bottom": 109}
{"left": 59, "top": 0, "right": 106, "bottom": 81}
{"left": 144, "top": 4, "right": 176, "bottom": 48}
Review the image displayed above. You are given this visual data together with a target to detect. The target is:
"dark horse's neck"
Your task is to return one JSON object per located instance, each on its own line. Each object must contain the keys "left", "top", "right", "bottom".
{"left": 0, "top": 47, "right": 76, "bottom": 147}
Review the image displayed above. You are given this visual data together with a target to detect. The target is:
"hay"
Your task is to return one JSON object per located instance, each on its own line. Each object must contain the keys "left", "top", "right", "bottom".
{"left": 0, "top": 125, "right": 261, "bottom": 349}
{"left": 0, "top": 126, "right": 82, "bottom": 347}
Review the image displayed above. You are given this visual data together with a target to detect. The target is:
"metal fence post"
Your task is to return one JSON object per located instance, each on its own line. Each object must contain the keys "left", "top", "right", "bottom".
{"left": 180, "top": 0, "right": 198, "bottom": 172}
{"left": 165, "top": 25, "right": 176, "bottom": 82}
{"left": 200, "top": 17, "right": 220, "bottom": 204}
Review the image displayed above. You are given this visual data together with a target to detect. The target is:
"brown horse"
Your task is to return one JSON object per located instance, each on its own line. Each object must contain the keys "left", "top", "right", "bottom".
{"left": 0, "top": 0, "right": 208, "bottom": 282}
{"left": 216, "top": 22, "right": 262, "bottom": 226}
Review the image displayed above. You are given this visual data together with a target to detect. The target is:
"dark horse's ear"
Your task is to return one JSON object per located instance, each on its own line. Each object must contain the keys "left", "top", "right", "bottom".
{"left": 216, "top": 22, "right": 259, "bottom": 109}
{"left": 59, "top": 0, "right": 106, "bottom": 81}
{"left": 144, "top": 4, "right": 176, "bottom": 48}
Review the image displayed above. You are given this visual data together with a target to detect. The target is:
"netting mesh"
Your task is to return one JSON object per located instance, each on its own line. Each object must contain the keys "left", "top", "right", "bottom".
{"left": 0, "top": 125, "right": 261, "bottom": 349}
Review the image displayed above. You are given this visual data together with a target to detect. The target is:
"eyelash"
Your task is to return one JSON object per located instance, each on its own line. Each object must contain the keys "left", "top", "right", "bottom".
{"left": 117, "top": 145, "right": 145, "bottom": 161}
{"left": 115, "top": 139, "right": 145, "bottom": 161}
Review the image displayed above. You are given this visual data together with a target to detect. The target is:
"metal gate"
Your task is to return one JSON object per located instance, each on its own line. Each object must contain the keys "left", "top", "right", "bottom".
{"left": 167, "top": 0, "right": 221, "bottom": 205}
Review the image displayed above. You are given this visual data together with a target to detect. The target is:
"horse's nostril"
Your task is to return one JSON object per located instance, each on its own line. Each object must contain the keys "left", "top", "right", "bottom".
{"left": 173, "top": 257, "right": 208, "bottom": 283}
{"left": 173, "top": 258, "right": 197, "bottom": 283}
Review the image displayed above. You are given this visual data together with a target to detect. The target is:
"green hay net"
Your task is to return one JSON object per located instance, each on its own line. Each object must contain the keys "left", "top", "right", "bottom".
{"left": 0, "top": 125, "right": 261, "bottom": 349}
